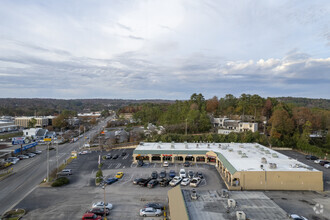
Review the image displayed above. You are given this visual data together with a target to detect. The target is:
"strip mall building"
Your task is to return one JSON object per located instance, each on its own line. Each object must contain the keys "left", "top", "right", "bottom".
{"left": 133, "top": 142, "right": 323, "bottom": 191}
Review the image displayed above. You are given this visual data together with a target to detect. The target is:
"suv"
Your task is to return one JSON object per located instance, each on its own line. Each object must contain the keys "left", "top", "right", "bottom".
{"left": 139, "top": 178, "right": 152, "bottom": 187}
{"left": 151, "top": 171, "right": 158, "bottom": 179}
{"left": 57, "top": 169, "right": 72, "bottom": 176}
{"left": 138, "top": 160, "right": 144, "bottom": 167}
{"left": 305, "top": 155, "right": 318, "bottom": 160}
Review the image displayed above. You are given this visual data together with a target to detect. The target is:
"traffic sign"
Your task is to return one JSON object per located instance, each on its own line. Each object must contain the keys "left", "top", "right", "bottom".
{"left": 44, "top": 138, "right": 52, "bottom": 142}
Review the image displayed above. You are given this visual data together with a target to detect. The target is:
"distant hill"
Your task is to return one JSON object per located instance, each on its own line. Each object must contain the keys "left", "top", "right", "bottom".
{"left": 0, "top": 98, "right": 175, "bottom": 116}
{"left": 276, "top": 97, "right": 330, "bottom": 109}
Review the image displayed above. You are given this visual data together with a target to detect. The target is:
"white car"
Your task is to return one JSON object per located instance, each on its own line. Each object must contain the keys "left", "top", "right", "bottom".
{"left": 163, "top": 161, "right": 169, "bottom": 167}
{"left": 179, "top": 169, "right": 186, "bottom": 178}
{"left": 181, "top": 178, "right": 190, "bottom": 186}
{"left": 190, "top": 177, "right": 202, "bottom": 187}
{"left": 324, "top": 163, "right": 330, "bottom": 168}
{"left": 92, "top": 201, "right": 113, "bottom": 210}
{"left": 289, "top": 214, "right": 308, "bottom": 220}
{"left": 140, "top": 207, "right": 162, "bottom": 217}
{"left": 314, "top": 159, "right": 321, "bottom": 164}
{"left": 6, "top": 157, "right": 19, "bottom": 164}
{"left": 169, "top": 176, "right": 182, "bottom": 186}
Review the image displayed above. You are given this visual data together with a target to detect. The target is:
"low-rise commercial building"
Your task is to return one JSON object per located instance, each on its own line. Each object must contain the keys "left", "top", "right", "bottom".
{"left": 15, "top": 117, "right": 49, "bottom": 128}
{"left": 133, "top": 142, "right": 323, "bottom": 191}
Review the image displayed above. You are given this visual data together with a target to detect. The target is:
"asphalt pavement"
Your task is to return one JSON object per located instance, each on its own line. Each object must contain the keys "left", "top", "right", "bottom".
{"left": 0, "top": 116, "right": 112, "bottom": 215}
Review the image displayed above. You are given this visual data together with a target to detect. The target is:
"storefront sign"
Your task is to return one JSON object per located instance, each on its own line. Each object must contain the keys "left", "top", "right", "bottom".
{"left": 162, "top": 154, "right": 172, "bottom": 157}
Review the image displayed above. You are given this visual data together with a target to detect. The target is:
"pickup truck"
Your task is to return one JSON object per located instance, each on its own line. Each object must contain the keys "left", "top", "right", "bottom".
{"left": 57, "top": 169, "right": 72, "bottom": 176}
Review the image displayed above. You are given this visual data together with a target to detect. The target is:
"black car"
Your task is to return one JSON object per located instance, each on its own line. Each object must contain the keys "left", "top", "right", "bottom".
{"left": 183, "top": 161, "right": 190, "bottom": 167}
{"left": 144, "top": 203, "right": 165, "bottom": 210}
{"left": 139, "top": 178, "right": 152, "bottom": 187}
{"left": 133, "top": 178, "right": 144, "bottom": 185}
{"left": 112, "top": 154, "right": 119, "bottom": 159}
{"left": 188, "top": 170, "right": 194, "bottom": 179}
{"left": 151, "top": 171, "right": 158, "bottom": 179}
{"left": 147, "top": 179, "right": 159, "bottom": 188}
{"left": 121, "top": 152, "right": 127, "bottom": 156}
{"left": 88, "top": 208, "right": 109, "bottom": 216}
{"left": 319, "top": 161, "right": 330, "bottom": 166}
{"left": 305, "top": 155, "right": 318, "bottom": 160}
{"left": 159, "top": 170, "right": 166, "bottom": 178}
{"left": 195, "top": 171, "right": 204, "bottom": 179}
{"left": 159, "top": 178, "right": 170, "bottom": 187}
{"left": 138, "top": 160, "right": 144, "bottom": 167}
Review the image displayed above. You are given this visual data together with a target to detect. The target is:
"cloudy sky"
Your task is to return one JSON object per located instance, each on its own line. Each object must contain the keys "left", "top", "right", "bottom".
{"left": 0, "top": 0, "right": 329, "bottom": 99}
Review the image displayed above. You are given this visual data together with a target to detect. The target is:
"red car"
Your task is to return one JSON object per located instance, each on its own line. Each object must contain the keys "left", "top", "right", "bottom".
{"left": 82, "top": 213, "right": 102, "bottom": 219}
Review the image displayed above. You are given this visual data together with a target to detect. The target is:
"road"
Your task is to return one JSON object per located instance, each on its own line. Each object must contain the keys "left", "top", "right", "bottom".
{"left": 0, "top": 116, "right": 111, "bottom": 215}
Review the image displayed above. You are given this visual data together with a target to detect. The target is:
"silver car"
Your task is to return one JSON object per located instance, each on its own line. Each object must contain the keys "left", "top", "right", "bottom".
{"left": 139, "top": 207, "right": 162, "bottom": 217}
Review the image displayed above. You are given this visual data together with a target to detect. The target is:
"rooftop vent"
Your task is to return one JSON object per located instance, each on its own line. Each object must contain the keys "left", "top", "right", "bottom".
{"left": 241, "top": 153, "right": 248, "bottom": 158}
{"left": 171, "top": 143, "right": 175, "bottom": 149}
{"left": 260, "top": 148, "right": 265, "bottom": 151}
{"left": 140, "top": 142, "right": 144, "bottom": 146}
{"left": 157, "top": 145, "right": 161, "bottom": 149}
{"left": 239, "top": 145, "right": 244, "bottom": 148}
{"left": 218, "top": 144, "right": 221, "bottom": 149}
{"left": 207, "top": 144, "right": 210, "bottom": 148}
{"left": 254, "top": 145, "right": 259, "bottom": 148}
{"left": 237, "top": 150, "right": 242, "bottom": 155}
{"left": 159, "top": 141, "right": 162, "bottom": 144}
{"left": 236, "top": 211, "right": 246, "bottom": 220}
{"left": 222, "top": 146, "right": 227, "bottom": 150}
{"left": 196, "top": 144, "right": 199, "bottom": 148}
{"left": 265, "top": 150, "right": 271, "bottom": 154}
{"left": 272, "top": 153, "right": 278, "bottom": 158}
{"left": 227, "top": 199, "right": 236, "bottom": 208}
{"left": 260, "top": 164, "right": 264, "bottom": 169}
{"left": 269, "top": 163, "right": 277, "bottom": 169}
{"left": 185, "top": 143, "right": 188, "bottom": 149}
{"left": 228, "top": 148, "right": 233, "bottom": 152}
{"left": 261, "top": 157, "right": 267, "bottom": 164}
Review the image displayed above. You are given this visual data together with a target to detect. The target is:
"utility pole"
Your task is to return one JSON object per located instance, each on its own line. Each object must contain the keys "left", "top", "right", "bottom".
{"left": 47, "top": 142, "right": 49, "bottom": 182}
{"left": 185, "top": 119, "right": 188, "bottom": 136}
{"left": 56, "top": 140, "right": 59, "bottom": 179}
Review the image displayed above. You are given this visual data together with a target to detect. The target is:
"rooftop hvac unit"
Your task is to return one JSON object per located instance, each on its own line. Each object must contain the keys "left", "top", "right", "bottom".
{"left": 241, "top": 153, "right": 248, "bottom": 158}
{"left": 218, "top": 144, "right": 221, "bottom": 148}
{"left": 228, "top": 148, "right": 233, "bottom": 152}
{"left": 239, "top": 145, "right": 244, "bottom": 148}
{"left": 237, "top": 150, "right": 242, "bottom": 155}
{"left": 171, "top": 143, "right": 175, "bottom": 149}
{"left": 222, "top": 146, "right": 227, "bottom": 150}
{"left": 221, "top": 189, "right": 229, "bottom": 198}
{"left": 261, "top": 157, "right": 267, "bottom": 164}
{"left": 236, "top": 211, "right": 246, "bottom": 220}
{"left": 265, "top": 150, "right": 271, "bottom": 154}
{"left": 228, "top": 199, "right": 236, "bottom": 208}
{"left": 185, "top": 143, "right": 188, "bottom": 149}
{"left": 140, "top": 142, "right": 144, "bottom": 146}
{"left": 260, "top": 148, "right": 265, "bottom": 151}
{"left": 207, "top": 144, "right": 210, "bottom": 148}
{"left": 159, "top": 141, "right": 162, "bottom": 144}
{"left": 272, "top": 153, "right": 278, "bottom": 158}
{"left": 196, "top": 144, "right": 199, "bottom": 148}
{"left": 254, "top": 145, "right": 259, "bottom": 148}
{"left": 184, "top": 141, "right": 187, "bottom": 144}
{"left": 269, "top": 163, "right": 277, "bottom": 169}
{"left": 157, "top": 145, "right": 161, "bottom": 149}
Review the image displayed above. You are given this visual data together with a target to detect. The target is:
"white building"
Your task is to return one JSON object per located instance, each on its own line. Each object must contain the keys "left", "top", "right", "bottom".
{"left": 212, "top": 117, "right": 258, "bottom": 134}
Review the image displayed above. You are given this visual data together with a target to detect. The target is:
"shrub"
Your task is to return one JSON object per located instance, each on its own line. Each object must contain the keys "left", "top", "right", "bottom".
{"left": 51, "top": 177, "right": 69, "bottom": 187}
{"left": 95, "top": 177, "right": 103, "bottom": 184}
{"left": 96, "top": 169, "right": 103, "bottom": 178}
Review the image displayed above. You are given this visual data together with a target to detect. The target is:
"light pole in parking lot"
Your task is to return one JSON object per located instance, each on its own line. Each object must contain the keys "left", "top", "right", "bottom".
{"left": 102, "top": 184, "right": 107, "bottom": 220}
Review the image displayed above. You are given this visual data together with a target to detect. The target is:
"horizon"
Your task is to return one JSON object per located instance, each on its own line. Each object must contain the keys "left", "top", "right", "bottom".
{"left": 0, "top": 0, "right": 329, "bottom": 99}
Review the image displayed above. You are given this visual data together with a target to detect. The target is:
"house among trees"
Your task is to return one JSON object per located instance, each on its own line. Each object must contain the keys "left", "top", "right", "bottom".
{"left": 211, "top": 117, "right": 258, "bottom": 135}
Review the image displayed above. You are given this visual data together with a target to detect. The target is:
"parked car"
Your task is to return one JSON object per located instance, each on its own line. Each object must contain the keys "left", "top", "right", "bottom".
{"left": 181, "top": 178, "right": 191, "bottom": 186}
{"left": 112, "top": 154, "right": 119, "bottom": 159}
{"left": 139, "top": 178, "right": 152, "bottom": 187}
{"left": 133, "top": 178, "right": 144, "bottom": 185}
{"left": 87, "top": 208, "right": 109, "bottom": 216}
{"left": 115, "top": 172, "right": 124, "bottom": 178}
{"left": 191, "top": 189, "right": 197, "bottom": 200}
{"left": 31, "top": 150, "right": 42, "bottom": 155}
{"left": 324, "top": 163, "right": 330, "bottom": 168}
{"left": 144, "top": 203, "right": 165, "bottom": 210}
{"left": 169, "top": 170, "right": 176, "bottom": 178}
{"left": 159, "top": 178, "right": 171, "bottom": 187}
{"left": 121, "top": 152, "right": 127, "bottom": 156}
{"left": 105, "top": 178, "right": 118, "bottom": 185}
{"left": 319, "top": 161, "right": 330, "bottom": 166}
{"left": 314, "top": 159, "right": 322, "bottom": 164}
{"left": 151, "top": 171, "right": 158, "bottom": 179}
{"left": 6, "top": 157, "right": 19, "bottom": 164}
{"left": 139, "top": 207, "right": 162, "bottom": 217}
{"left": 289, "top": 214, "right": 308, "bottom": 220}
{"left": 138, "top": 160, "right": 144, "bottom": 167}
{"left": 17, "top": 155, "right": 29, "bottom": 160}
{"left": 183, "top": 161, "right": 190, "bottom": 167}
{"left": 92, "top": 201, "right": 113, "bottom": 210}
{"left": 179, "top": 169, "right": 186, "bottom": 178}
{"left": 169, "top": 176, "right": 182, "bottom": 186}
{"left": 57, "top": 169, "right": 72, "bottom": 176}
{"left": 147, "top": 179, "right": 159, "bottom": 188}
{"left": 82, "top": 213, "right": 102, "bottom": 220}
{"left": 25, "top": 153, "right": 36, "bottom": 158}
{"left": 190, "top": 177, "right": 202, "bottom": 187}
{"left": 105, "top": 154, "right": 112, "bottom": 159}
{"left": 188, "top": 170, "right": 194, "bottom": 179}
{"left": 195, "top": 171, "right": 204, "bottom": 179}
{"left": 305, "top": 155, "right": 318, "bottom": 160}
{"left": 163, "top": 161, "right": 169, "bottom": 167}
{"left": 159, "top": 170, "right": 166, "bottom": 178}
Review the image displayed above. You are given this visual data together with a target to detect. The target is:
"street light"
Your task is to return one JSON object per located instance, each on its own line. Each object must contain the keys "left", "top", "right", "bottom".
{"left": 102, "top": 184, "right": 107, "bottom": 220}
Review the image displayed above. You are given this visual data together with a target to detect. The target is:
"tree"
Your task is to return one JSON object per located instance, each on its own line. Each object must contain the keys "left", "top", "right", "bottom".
{"left": 101, "top": 109, "right": 110, "bottom": 117}
{"left": 53, "top": 115, "right": 68, "bottom": 129}
{"left": 297, "top": 121, "right": 312, "bottom": 151}
{"left": 262, "top": 98, "right": 273, "bottom": 119}
{"left": 206, "top": 96, "right": 219, "bottom": 114}
{"left": 250, "top": 94, "right": 264, "bottom": 120}
{"left": 238, "top": 94, "right": 251, "bottom": 120}
{"left": 28, "top": 118, "right": 37, "bottom": 128}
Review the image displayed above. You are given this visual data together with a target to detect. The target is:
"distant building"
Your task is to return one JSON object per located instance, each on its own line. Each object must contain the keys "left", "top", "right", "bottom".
{"left": 23, "top": 128, "right": 56, "bottom": 141}
{"left": 77, "top": 112, "right": 101, "bottom": 118}
{"left": 0, "top": 118, "right": 19, "bottom": 133}
{"left": 212, "top": 117, "right": 258, "bottom": 134}
{"left": 15, "top": 117, "right": 49, "bottom": 128}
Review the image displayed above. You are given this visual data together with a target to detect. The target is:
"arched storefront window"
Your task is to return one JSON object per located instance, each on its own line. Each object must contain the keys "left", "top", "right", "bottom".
{"left": 174, "top": 156, "right": 183, "bottom": 161}
{"left": 196, "top": 156, "right": 205, "bottom": 162}
{"left": 152, "top": 155, "right": 161, "bottom": 161}
{"left": 185, "top": 156, "right": 194, "bottom": 162}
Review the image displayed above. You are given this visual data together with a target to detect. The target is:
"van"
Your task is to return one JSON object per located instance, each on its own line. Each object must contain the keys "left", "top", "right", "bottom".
{"left": 57, "top": 169, "right": 73, "bottom": 176}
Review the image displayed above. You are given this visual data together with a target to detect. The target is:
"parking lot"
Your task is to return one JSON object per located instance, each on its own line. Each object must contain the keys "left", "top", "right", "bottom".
{"left": 13, "top": 148, "right": 330, "bottom": 220}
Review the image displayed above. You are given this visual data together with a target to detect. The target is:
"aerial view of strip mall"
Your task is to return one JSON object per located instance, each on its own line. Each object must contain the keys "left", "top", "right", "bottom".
{"left": 0, "top": 1, "right": 329, "bottom": 220}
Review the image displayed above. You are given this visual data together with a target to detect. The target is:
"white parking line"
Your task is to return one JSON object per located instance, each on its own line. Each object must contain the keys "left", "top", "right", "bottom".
{"left": 130, "top": 163, "right": 137, "bottom": 168}
{"left": 108, "top": 164, "right": 113, "bottom": 169}
{"left": 115, "top": 163, "right": 121, "bottom": 169}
